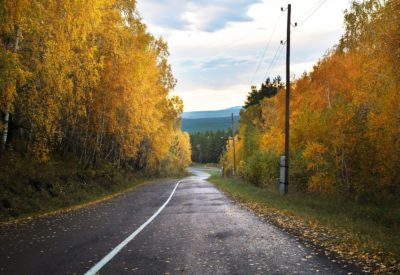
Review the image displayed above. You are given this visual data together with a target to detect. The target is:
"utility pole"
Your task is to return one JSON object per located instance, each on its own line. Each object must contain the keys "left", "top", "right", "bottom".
{"left": 280, "top": 4, "right": 292, "bottom": 195}
{"left": 231, "top": 112, "right": 236, "bottom": 176}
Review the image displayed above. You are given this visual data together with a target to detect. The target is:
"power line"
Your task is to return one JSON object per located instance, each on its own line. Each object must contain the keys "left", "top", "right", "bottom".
{"left": 265, "top": 43, "right": 285, "bottom": 81}
{"left": 297, "top": 0, "right": 328, "bottom": 27}
{"left": 297, "top": 0, "right": 324, "bottom": 22}
{"left": 250, "top": 0, "right": 290, "bottom": 86}
{"left": 250, "top": 13, "right": 283, "bottom": 84}
{"left": 261, "top": 0, "right": 330, "bottom": 87}
{"left": 263, "top": 42, "right": 285, "bottom": 82}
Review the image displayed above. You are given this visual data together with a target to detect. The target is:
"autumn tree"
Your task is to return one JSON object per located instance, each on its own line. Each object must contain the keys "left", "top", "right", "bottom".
{"left": 0, "top": 0, "right": 191, "bottom": 176}
{"left": 221, "top": 0, "right": 400, "bottom": 201}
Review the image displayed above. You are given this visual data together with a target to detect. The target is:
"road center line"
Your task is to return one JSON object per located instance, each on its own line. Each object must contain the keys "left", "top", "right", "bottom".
{"left": 85, "top": 180, "right": 182, "bottom": 275}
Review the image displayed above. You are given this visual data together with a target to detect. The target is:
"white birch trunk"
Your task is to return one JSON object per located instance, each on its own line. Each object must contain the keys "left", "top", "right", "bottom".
{"left": 1, "top": 112, "right": 10, "bottom": 150}
{"left": 1, "top": 25, "right": 20, "bottom": 150}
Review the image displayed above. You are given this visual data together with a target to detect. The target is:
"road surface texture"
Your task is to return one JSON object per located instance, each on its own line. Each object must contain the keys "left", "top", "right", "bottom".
{"left": 0, "top": 168, "right": 359, "bottom": 274}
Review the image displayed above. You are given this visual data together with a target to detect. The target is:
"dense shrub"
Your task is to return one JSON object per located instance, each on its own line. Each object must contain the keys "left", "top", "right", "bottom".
{"left": 239, "top": 151, "right": 279, "bottom": 187}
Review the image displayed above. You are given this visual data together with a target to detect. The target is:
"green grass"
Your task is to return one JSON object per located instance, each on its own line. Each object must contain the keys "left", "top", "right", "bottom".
{"left": 1, "top": 175, "right": 151, "bottom": 224}
{"left": 0, "top": 152, "right": 186, "bottom": 223}
{"left": 207, "top": 170, "right": 400, "bottom": 272}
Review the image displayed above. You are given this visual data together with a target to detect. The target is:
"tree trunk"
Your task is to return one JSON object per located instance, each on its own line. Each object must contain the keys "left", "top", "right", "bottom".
{"left": 14, "top": 24, "right": 20, "bottom": 52}
{"left": 1, "top": 24, "right": 20, "bottom": 151}
{"left": 1, "top": 112, "right": 10, "bottom": 151}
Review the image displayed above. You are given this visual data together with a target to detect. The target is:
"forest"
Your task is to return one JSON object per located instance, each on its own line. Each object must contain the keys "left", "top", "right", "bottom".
{"left": 221, "top": 0, "right": 400, "bottom": 203}
{"left": 0, "top": 0, "right": 191, "bottom": 218}
{"left": 190, "top": 130, "right": 231, "bottom": 164}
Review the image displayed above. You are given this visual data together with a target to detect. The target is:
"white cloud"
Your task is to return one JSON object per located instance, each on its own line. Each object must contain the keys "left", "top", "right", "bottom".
{"left": 137, "top": 0, "right": 350, "bottom": 111}
{"left": 173, "top": 84, "right": 250, "bottom": 111}
{"left": 137, "top": 0, "right": 260, "bottom": 32}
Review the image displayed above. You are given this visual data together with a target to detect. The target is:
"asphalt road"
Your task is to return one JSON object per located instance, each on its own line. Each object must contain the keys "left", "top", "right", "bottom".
{"left": 0, "top": 168, "right": 359, "bottom": 275}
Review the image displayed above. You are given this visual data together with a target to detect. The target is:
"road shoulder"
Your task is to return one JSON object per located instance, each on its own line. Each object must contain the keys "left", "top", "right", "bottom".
{"left": 206, "top": 169, "right": 399, "bottom": 274}
{"left": 0, "top": 176, "right": 181, "bottom": 226}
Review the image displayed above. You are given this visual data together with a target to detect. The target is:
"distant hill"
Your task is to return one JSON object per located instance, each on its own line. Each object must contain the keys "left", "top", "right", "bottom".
{"left": 182, "top": 106, "right": 241, "bottom": 133}
{"left": 182, "top": 106, "right": 241, "bottom": 119}
{"left": 182, "top": 116, "right": 239, "bottom": 133}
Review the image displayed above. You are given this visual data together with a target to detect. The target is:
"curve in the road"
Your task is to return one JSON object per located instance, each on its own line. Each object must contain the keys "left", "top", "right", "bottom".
{"left": 85, "top": 180, "right": 182, "bottom": 275}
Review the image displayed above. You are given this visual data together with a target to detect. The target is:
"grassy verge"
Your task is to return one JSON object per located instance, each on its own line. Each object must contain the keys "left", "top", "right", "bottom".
{"left": 0, "top": 152, "right": 187, "bottom": 223}
{"left": 208, "top": 170, "right": 400, "bottom": 274}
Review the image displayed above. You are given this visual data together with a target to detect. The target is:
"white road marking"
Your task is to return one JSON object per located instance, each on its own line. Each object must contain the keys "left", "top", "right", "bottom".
{"left": 85, "top": 180, "right": 182, "bottom": 275}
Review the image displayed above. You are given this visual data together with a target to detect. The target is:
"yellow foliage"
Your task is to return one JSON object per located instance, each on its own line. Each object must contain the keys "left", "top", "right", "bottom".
{"left": 221, "top": 136, "right": 242, "bottom": 176}
{"left": 308, "top": 173, "right": 335, "bottom": 193}
{"left": 231, "top": 0, "right": 400, "bottom": 198}
{"left": 0, "top": 0, "right": 191, "bottom": 172}
{"left": 260, "top": 126, "right": 284, "bottom": 154}
{"left": 303, "top": 143, "right": 328, "bottom": 171}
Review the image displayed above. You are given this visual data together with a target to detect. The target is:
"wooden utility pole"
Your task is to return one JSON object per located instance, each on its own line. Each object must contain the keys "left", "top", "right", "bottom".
{"left": 284, "top": 4, "right": 291, "bottom": 194}
{"left": 231, "top": 113, "right": 236, "bottom": 176}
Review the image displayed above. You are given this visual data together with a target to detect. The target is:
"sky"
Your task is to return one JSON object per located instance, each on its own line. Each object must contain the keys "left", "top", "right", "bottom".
{"left": 136, "top": 0, "right": 351, "bottom": 111}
